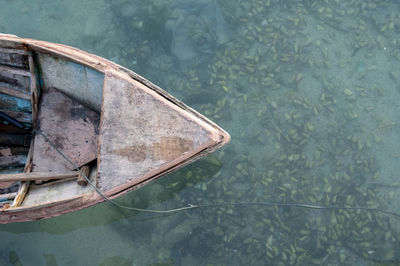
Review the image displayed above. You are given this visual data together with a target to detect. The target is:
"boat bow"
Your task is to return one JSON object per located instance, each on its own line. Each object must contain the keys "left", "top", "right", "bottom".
{"left": 97, "top": 69, "right": 230, "bottom": 197}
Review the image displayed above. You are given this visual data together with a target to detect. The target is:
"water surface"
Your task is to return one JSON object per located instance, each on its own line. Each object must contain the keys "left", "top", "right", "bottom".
{"left": 1, "top": 0, "right": 400, "bottom": 265}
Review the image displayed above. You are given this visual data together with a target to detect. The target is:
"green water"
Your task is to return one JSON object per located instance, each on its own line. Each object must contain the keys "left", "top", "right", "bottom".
{"left": 1, "top": 0, "right": 400, "bottom": 265}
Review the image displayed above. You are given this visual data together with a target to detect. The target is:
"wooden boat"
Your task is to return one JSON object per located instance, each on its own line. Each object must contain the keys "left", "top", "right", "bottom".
{"left": 0, "top": 33, "right": 230, "bottom": 223}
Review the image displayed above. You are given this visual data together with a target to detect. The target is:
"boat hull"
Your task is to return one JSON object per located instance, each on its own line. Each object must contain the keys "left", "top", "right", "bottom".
{"left": 0, "top": 34, "right": 230, "bottom": 223}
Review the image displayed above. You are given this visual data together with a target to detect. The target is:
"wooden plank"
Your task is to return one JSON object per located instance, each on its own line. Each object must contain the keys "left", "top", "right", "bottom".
{"left": 18, "top": 166, "right": 97, "bottom": 209}
{"left": 0, "top": 65, "right": 30, "bottom": 77}
{"left": 0, "top": 86, "right": 30, "bottom": 100}
{"left": 28, "top": 52, "right": 38, "bottom": 127}
{"left": 0, "top": 171, "right": 79, "bottom": 182}
{"left": 0, "top": 110, "right": 26, "bottom": 129}
{"left": 0, "top": 71, "right": 30, "bottom": 93}
{"left": 0, "top": 35, "right": 25, "bottom": 50}
{"left": 0, "top": 110, "right": 31, "bottom": 124}
{"left": 0, "top": 94, "right": 31, "bottom": 113}
{"left": 97, "top": 70, "right": 222, "bottom": 193}
{"left": 0, "top": 147, "right": 29, "bottom": 156}
{"left": 37, "top": 53, "right": 104, "bottom": 112}
{"left": 0, "top": 123, "right": 29, "bottom": 134}
{"left": 32, "top": 88, "right": 99, "bottom": 172}
{"left": 0, "top": 192, "right": 17, "bottom": 200}
{"left": 12, "top": 140, "right": 34, "bottom": 207}
{"left": 11, "top": 52, "right": 38, "bottom": 208}
{"left": 0, "top": 52, "right": 29, "bottom": 69}
{"left": 24, "top": 140, "right": 34, "bottom": 173}
{"left": 0, "top": 47, "right": 28, "bottom": 55}
{"left": 0, "top": 155, "right": 26, "bottom": 168}
{"left": 0, "top": 132, "right": 30, "bottom": 147}
{"left": 0, "top": 181, "right": 15, "bottom": 189}
{"left": 77, "top": 165, "right": 90, "bottom": 186}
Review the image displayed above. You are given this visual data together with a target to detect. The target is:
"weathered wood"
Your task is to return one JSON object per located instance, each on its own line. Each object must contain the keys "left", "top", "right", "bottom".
{"left": 0, "top": 147, "right": 29, "bottom": 157}
{"left": 0, "top": 180, "right": 19, "bottom": 190}
{"left": 0, "top": 111, "right": 26, "bottom": 129}
{"left": 11, "top": 53, "right": 37, "bottom": 207}
{"left": 0, "top": 192, "right": 17, "bottom": 200}
{"left": 32, "top": 88, "right": 99, "bottom": 172}
{"left": 0, "top": 85, "right": 30, "bottom": 100}
{"left": 0, "top": 132, "right": 30, "bottom": 147}
{"left": 0, "top": 155, "right": 26, "bottom": 168}
{"left": 0, "top": 34, "right": 230, "bottom": 223}
{"left": 37, "top": 53, "right": 104, "bottom": 112}
{"left": 23, "top": 140, "right": 34, "bottom": 173}
{"left": 0, "top": 123, "right": 29, "bottom": 134}
{"left": 97, "top": 70, "right": 223, "bottom": 193}
{"left": 0, "top": 71, "right": 31, "bottom": 93}
{"left": 28, "top": 52, "right": 38, "bottom": 127}
{"left": 77, "top": 165, "right": 90, "bottom": 186}
{"left": 0, "top": 47, "right": 28, "bottom": 55}
{"left": 34, "top": 179, "right": 43, "bottom": 185}
{"left": 0, "top": 65, "right": 30, "bottom": 77}
{"left": 12, "top": 140, "right": 34, "bottom": 207}
{"left": 0, "top": 148, "right": 12, "bottom": 157}
{"left": 0, "top": 171, "right": 79, "bottom": 182}
{"left": 0, "top": 94, "right": 31, "bottom": 113}
{"left": 0, "top": 182, "right": 14, "bottom": 189}
{"left": 0, "top": 52, "right": 29, "bottom": 69}
{"left": 20, "top": 167, "right": 97, "bottom": 208}
{"left": 13, "top": 181, "right": 29, "bottom": 207}
{"left": 0, "top": 109, "right": 31, "bottom": 124}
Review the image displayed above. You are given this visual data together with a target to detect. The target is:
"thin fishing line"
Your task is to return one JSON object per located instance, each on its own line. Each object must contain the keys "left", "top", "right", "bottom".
{"left": 193, "top": 202, "right": 400, "bottom": 218}
{"left": 33, "top": 129, "right": 400, "bottom": 218}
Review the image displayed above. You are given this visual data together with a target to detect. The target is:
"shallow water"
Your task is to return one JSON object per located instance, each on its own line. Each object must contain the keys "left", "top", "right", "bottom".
{"left": 1, "top": 0, "right": 400, "bottom": 265}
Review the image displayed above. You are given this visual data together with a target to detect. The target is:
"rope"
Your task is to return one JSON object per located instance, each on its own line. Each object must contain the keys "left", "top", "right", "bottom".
{"left": 33, "top": 129, "right": 400, "bottom": 218}
{"left": 34, "top": 129, "right": 196, "bottom": 213}
{"left": 193, "top": 202, "right": 400, "bottom": 218}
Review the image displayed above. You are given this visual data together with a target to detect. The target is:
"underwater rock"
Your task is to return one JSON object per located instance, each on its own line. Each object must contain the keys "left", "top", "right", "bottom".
{"left": 165, "top": 0, "right": 231, "bottom": 66}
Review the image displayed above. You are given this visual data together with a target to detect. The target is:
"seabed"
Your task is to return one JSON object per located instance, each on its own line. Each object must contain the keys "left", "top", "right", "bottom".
{"left": 1, "top": 0, "right": 400, "bottom": 265}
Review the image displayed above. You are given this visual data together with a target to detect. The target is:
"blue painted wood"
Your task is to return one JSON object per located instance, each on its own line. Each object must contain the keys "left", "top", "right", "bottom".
{"left": 0, "top": 52, "right": 28, "bottom": 69}
{"left": 0, "top": 167, "right": 24, "bottom": 175}
{"left": 38, "top": 54, "right": 104, "bottom": 112}
{"left": 0, "top": 93, "right": 31, "bottom": 113}
{"left": 0, "top": 48, "right": 31, "bottom": 172}
{"left": 0, "top": 72, "right": 30, "bottom": 93}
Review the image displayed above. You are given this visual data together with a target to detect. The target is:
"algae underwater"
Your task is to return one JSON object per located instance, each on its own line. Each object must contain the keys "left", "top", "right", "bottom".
{"left": 1, "top": 0, "right": 400, "bottom": 265}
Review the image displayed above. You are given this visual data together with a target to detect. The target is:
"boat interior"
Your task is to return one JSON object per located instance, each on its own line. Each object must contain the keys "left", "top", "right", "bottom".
{"left": 0, "top": 41, "right": 104, "bottom": 211}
